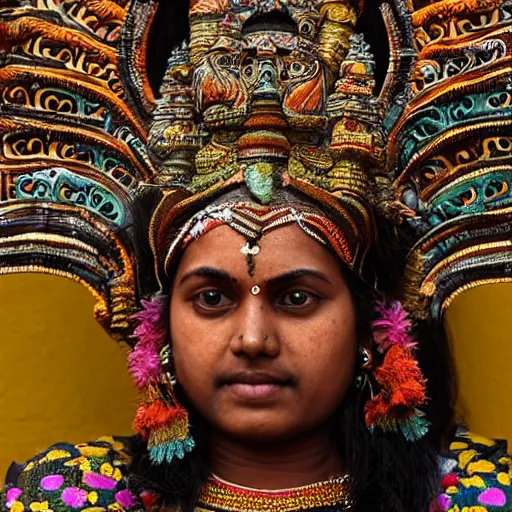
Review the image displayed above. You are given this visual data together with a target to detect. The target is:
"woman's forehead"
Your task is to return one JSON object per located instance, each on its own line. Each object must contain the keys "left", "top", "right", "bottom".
{"left": 176, "top": 223, "right": 341, "bottom": 281}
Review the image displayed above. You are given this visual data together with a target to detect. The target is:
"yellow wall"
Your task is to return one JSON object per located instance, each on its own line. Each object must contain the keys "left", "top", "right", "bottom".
{"left": 0, "top": 274, "right": 139, "bottom": 479}
{"left": 0, "top": 274, "right": 510, "bottom": 478}
{"left": 446, "top": 283, "right": 512, "bottom": 443}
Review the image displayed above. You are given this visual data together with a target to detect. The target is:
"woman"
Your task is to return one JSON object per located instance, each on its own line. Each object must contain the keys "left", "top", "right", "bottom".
{"left": 1, "top": 0, "right": 512, "bottom": 511}
{"left": 2, "top": 192, "right": 510, "bottom": 512}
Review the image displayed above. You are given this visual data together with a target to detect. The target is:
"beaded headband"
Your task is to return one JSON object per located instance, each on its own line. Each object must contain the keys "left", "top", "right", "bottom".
{"left": 160, "top": 202, "right": 353, "bottom": 285}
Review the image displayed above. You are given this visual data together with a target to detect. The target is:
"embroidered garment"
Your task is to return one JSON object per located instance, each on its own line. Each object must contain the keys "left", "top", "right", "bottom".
{"left": 1, "top": 437, "right": 141, "bottom": 512}
{"left": 2, "top": 431, "right": 512, "bottom": 511}
{"left": 435, "top": 429, "right": 512, "bottom": 512}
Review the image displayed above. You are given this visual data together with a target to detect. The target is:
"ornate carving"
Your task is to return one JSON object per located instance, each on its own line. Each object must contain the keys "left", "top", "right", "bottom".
{"left": 153, "top": 0, "right": 367, "bottom": 203}
{"left": 16, "top": 168, "right": 125, "bottom": 225}
{"left": 389, "top": 0, "right": 512, "bottom": 318}
{"left": 412, "top": 39, "right": 508, "bottom": 92}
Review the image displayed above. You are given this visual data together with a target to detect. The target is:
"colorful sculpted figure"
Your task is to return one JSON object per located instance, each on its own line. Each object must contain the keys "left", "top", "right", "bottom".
{"left": 0, "top": 0, "right": 511, "bottom": 511}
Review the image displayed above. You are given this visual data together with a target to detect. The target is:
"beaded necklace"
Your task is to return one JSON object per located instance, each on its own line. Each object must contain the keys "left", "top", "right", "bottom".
{"left": 196, "top": 474, "right": 354, "bottom": 511}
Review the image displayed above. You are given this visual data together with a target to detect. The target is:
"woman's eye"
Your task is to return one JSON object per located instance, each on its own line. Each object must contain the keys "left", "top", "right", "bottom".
{"left": 194, "top": 290, "right": 233, "bottom": 310}
{"left": 281, "top": 291, "right": 317, "bottom": 307}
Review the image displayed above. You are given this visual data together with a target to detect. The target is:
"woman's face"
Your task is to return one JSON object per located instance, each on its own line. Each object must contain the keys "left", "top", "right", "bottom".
{"left": 170, "top": 224, "right": 358, "bottom": 443}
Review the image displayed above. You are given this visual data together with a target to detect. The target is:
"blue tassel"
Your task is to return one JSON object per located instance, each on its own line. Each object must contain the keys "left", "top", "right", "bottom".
{"left": 399, "top": 410, "right": 430, "bottom": 442}
{"left": 149, "top": 436, "right": 195, "bottom": 465}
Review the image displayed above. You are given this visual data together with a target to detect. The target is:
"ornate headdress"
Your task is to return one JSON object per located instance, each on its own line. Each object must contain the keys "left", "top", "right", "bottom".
{"left": 1, "top": 0, "right": 510, "bottom": 455}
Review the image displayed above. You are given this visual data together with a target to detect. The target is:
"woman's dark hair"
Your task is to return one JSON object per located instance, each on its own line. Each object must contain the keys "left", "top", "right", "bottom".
{"left": 128, "top": 1, "right": 458, "bottom": 509}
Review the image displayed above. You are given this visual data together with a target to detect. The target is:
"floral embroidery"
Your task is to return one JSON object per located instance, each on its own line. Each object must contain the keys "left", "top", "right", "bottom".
{"left": 438, "top": 428, "right": 512, "bottom": 511}
{"left": 62, "top": 488, "right": 88, "bottom": 508}
{"left": 29, "top": 501, "right": 52, "bottom": 511}
{"left": 83, "top": 471, "right": 118, "bottom": 490}
{"left": 40, "top": 476, "right": 64, "bottom": 492}
{"left": 6, "top": 488, "right": 23, "bottom": 505}
{"left": 2, "top": 430, "right": 512, "bottom": 511}
{"left": 115, "top": 490, "right": 137, "bottom": 508}
{"left": 0, "top": 439, "right": 142, "bottom": 512}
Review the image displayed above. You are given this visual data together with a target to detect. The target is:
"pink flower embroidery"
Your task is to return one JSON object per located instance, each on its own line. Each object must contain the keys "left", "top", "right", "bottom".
{"left": 83, "top": 471, "right": 117, "bottom": 490}
{"left": 61, "top": 487, "right": 88, "bottom": 508}
{"left": 6, "top": 487, "right": 22, "bottom": 505}
{"left": 478, "top": 488, "right": 507, "bottom": 506}
{"left": 115, "top": 489, "right": 137, "bottom": 507}
{"left": 41, "top": 475, "right": 64, "bottom": 491}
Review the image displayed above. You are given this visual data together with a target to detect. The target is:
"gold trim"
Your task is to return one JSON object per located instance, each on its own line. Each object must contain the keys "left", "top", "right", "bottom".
{"left": 198, "top": 474, "right": 353, "bottom": 512}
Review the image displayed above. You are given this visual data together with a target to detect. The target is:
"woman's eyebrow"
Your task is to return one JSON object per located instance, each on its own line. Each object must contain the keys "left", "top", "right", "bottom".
{"left": 267, "top": 268, "right": 331, "bottom": 286}
{"left": 179, "top": 266, "right": 232, "bottom": 285}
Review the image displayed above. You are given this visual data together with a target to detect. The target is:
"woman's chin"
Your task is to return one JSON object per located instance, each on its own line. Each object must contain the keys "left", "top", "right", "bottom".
{"left": 212, "top": 413, "right": 310, "bottom": 444}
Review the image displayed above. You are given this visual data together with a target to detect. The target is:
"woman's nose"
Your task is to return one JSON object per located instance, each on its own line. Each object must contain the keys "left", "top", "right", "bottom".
{"left": 229, "top": 301, "right": 280, "bottom": 359}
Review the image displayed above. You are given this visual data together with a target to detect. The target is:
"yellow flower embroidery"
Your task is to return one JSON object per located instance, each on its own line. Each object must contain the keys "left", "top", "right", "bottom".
{"left": 467, "top": 460, "right": 496, "bottom": 475}
{"left": 96, "top": 436, "right": 126, "bottom": 453}
{"left": 458, "top": 450, "right": 477, "bottom": 470}
{"left": 81, "top": 460, "right": 92, "bottom": 471}
{"left": 460, "top": 476, "right": 485, "bottom": 488}
{"left": 449, "top": 507, "right": 488, "bottom": 512}
{"left": 100, "top": 463, "right": 114, "bottom": 477}
{"left": 499, "top": 456, "right": 512, "bottom": 476}
{"left": 82, "top": 509, "right": 107, "bottom": 512}
{"left": 450, "top": 442, "right": 468, "bottom": 451}
{"left": 446, "top": 486, "right": 459, "bottom": 494}
{"left": 9, "top": 501, "right": 24, "bottom": 512}
{"left": 107, "top": 504, "right": 125, "bottom": 511}
{"left": 98, "top": 464, "right": 122, "bottom": 481}
{"left": 88, "top": 491, "right": 98, "bottom": 504}
{"left": 22, "top": 462, "right": 35, "bottom": 473}
{"left": 46, "top": 450, "right": 71, "bottom": 461}
{"left": 497, "top": 472, "right": 511, "bottom": 486}
{"left": 39, "top": 450, "right": 71, "bottom": 463}
{"left": 465, "top": 433, "right": 495, "bottom": 447}
{"left": 29, "top": 501, "right": 52, "bottom": 511}
{"left": 77, "top": 446, "right": 110, "bottom": 458}
{"left": 64, "top": 456, "right": 91, "bottom": 471}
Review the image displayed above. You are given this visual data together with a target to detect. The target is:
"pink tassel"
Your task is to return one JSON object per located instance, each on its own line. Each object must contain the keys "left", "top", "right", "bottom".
{"left": 128, "top": 297, "right": 168, "bottom": 389}
{"left": 373, "top": 301, "right": 416, "bottom": 352}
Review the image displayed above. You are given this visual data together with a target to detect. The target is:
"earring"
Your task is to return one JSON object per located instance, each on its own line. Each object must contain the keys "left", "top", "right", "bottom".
{"left": 133, "top": 375, "right": 195, "bottom": 465}
{"left": 129, "top": 298, "right": 195, "bottom": 465}
{"left": 355, "top": 346, "right": 372, "bottom": 390}
{"left": 364, "top": 301, "right": 430, "bottom": 442}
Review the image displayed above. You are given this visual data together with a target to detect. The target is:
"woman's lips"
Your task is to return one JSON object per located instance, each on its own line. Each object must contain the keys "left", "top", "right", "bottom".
{"left": 217, "top": 370, "right": 293, "bottom": 400}
{"left": 226, "top": 382, "right": 284, "bottom": 400}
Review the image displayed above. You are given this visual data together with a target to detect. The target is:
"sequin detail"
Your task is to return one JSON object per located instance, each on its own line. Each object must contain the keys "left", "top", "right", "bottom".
{"left": 197, "top": 474, "right": 354, "bottom": 511}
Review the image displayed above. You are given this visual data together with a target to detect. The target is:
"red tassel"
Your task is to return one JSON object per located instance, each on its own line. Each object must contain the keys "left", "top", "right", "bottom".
{"left": 133, "top": 399, "right": 189, "bottom": 441}
{"left": 365, "top": 345, "right": 427, "bottom": 428}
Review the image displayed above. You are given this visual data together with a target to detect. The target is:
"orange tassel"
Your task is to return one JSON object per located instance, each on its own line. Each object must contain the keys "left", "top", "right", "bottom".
{"left": 133, "top": 384, "right": 195, "bottom": 464}
{"left": 365, "top": 345, "right": 429, "bottom": 440}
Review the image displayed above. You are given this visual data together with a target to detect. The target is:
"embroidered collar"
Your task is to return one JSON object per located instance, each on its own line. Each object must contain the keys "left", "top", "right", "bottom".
{"left": 197, "top": 474, "right": 354, "bottom": 511}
